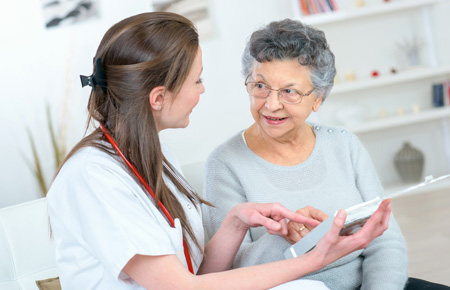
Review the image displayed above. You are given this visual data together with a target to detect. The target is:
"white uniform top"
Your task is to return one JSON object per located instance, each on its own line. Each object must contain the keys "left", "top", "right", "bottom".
{"left": 47, "top": 143, "right": 204, "bottom": 290}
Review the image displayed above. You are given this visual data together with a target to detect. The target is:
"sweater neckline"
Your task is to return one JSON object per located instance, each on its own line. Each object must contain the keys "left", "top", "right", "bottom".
{"left": 239, "top": 122, "right": 320, "bottom": 169}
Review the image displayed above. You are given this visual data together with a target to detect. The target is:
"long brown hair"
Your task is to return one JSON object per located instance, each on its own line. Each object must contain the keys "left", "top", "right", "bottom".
{"left": 57, "top": 12, "right": 211, "bottom": 259}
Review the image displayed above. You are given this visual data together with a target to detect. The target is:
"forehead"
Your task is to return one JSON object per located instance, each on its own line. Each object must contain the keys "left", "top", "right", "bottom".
{"left": 250, "top": 59, "right": 311, "bottom": 85}
{"left": 190, "top": 46, "right": 202, "bottom": 73}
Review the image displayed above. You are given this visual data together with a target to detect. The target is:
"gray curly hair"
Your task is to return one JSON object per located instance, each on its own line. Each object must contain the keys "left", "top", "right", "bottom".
{"left": 242, "top": 19, "right": 336, "bottom": 102}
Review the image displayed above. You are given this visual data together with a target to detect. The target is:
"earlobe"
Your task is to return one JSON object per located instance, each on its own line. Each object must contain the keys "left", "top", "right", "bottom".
{"left": 149, "top": 86, "right": 166, "bottom": 111}
{"left": 312, "top": 97, "right": 323, "bottom": 112}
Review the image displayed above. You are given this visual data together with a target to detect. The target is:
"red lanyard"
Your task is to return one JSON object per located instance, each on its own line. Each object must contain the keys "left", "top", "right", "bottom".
{"left": 100, "top": 124, "right": 194, "bottom": 274}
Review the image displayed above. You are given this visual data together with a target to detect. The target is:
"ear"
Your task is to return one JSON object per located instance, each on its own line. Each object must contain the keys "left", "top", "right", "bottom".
{"left": 312, "top": 97, "right": 323, "bottom": 112}
{"left": 149, "top": 86, "right": 166, "bottom": 111}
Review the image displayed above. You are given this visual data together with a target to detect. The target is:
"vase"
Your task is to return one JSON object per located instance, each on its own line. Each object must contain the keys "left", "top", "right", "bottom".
{"left": 394, "top": 142, "right": 424, "bottom": 183}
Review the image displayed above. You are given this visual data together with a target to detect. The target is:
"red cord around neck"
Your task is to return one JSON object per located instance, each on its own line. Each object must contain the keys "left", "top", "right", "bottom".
{"left": 99, "top": 124, "right": 194, "bottom": 274}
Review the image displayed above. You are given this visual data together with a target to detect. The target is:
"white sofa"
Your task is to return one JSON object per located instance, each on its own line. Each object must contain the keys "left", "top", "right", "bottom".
{"left": 0, "top": 198, "right": 58, "bottom": 290}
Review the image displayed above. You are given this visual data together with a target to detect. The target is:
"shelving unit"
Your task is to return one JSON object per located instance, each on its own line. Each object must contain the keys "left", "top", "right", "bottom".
{"left": 292, "top": 0, "right": 450, "bottom": 190}
{"left": 293, "top": 0, "right": 440, "bottom": 26}
{"left": 332, "top": 64, "right": 450, "bottom": 95}
{"left": 349, "top": 106, "right": 450, "bottom": 134}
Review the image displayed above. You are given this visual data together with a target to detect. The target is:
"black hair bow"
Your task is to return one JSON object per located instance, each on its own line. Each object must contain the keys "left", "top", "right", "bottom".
{"left": 80, "top": 58, "right": 107, "bottom": 94}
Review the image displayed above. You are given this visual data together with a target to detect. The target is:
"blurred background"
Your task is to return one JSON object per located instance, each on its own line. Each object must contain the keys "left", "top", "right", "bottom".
{"left": 1, "top": 0, "right": 450, "bottom": 207}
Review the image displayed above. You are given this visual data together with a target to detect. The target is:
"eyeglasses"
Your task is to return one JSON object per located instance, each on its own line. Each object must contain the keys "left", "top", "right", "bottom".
{"left": 244, "top": 75, "right": 315, "bottom": 104}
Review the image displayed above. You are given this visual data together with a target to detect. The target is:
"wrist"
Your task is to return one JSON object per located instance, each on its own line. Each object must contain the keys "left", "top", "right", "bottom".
{"left": 227, "top": 204, "right": 250, "bottom": 233}
{"left": 300, "top": 249, "right": 326, "bottom": 272}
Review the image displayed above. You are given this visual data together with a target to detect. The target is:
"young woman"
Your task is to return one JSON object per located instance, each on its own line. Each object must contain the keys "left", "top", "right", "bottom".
{"left": 47, "top": 12, "right": 391, "bottom": 290}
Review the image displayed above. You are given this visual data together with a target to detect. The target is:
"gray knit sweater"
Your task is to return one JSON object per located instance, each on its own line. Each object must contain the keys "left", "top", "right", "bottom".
{"left": 202, "top": 123, "right": 408, "bottom": 290}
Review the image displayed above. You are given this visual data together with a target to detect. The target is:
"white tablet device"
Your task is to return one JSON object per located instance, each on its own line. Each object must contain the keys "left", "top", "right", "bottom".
{"left": 284, "top": 174, "right": 450, "bottom": 259}
{"left": 283, "top": 197, "right": 381, "bottom": 259}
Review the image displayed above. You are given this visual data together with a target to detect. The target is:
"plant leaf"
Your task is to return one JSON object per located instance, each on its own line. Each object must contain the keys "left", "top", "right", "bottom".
{"left": 46, "top": 104, "right": 61, "bottom": 169}
{"left": 25, "top": 128, "right": 47, "bottom": 196}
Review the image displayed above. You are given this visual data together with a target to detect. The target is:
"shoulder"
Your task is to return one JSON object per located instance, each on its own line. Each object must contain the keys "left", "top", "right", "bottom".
{"left": 47, "top": 145, "right": 130, "bottom": 201}
{"left": 207, "top": 131, "right": 247, "bottom": 162}
{"left": 64, "top": 145, "right": 124, "bottom": 176}
{"left": 309, "top": 122, "right": 360, "bottom": 147}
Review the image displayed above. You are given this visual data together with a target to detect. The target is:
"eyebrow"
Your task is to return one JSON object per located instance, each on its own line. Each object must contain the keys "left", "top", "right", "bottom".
{"left": 254, "top": 74, "right": 298, "bottom": 88}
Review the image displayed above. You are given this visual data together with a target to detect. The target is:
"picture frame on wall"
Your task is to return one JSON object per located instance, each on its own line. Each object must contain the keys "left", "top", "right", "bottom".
{"left": 152, "top": 0, "right": 214, "bottom": 40}
{"left": 41, "top": 0, "right": 100, "bottom": 29}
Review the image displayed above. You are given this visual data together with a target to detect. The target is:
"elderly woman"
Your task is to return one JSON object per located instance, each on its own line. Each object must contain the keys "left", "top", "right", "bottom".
{"left": 202, "top": 19, "right": 449, "bottom": 290}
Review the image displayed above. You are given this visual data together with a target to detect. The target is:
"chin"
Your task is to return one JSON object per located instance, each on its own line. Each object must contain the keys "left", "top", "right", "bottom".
{"left": 180, "top": 119, "right": 190, "bottom": 128}
{"left": 261, "top": 126, "right": 289, "bottom": 139}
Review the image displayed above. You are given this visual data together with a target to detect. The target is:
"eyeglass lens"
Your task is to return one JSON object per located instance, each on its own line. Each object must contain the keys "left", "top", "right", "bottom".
{"left": 246, "top": 82, "right": 309, "bottom": 104}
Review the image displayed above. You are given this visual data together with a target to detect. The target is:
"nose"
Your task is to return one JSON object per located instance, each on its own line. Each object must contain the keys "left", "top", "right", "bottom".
{"left": 265, "top": 90, "right": 283, "bottom": 111}
{"left": 200, "top": 83, "right": 206, "bottom": 94}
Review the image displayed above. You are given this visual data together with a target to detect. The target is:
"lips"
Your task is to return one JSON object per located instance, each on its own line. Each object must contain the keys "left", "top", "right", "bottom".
{"left": 264, "top": 115, "right": 287, "bottom": 121}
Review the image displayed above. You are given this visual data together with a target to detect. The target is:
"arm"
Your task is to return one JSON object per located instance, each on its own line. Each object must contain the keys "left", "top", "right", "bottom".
{"left": 350, "top": 134, "right": 408, "bottom": 290}
{"left": 123, "top": 199, "right": 392, "bottom": 290}
{"left": 198, "top": 202, "right": 319, "bottom": 274}
{"left": 202, "top": 157, "right": 289, "bottom": 268}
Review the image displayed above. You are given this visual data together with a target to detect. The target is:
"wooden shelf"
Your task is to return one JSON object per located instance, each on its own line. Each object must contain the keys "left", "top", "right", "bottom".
{"left": 296, "top": 0, "right": 441, "bottom": 26}
{"left": 331, "top": 65, "right": 450, "bottom": 95}
{"left": 349, "top": 106, "right": 450, "bottom": 134}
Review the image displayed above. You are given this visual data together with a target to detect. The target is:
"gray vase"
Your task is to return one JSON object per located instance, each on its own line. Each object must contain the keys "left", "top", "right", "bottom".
{"left": 394, "top": 142, "right": 424, "bottom": 183}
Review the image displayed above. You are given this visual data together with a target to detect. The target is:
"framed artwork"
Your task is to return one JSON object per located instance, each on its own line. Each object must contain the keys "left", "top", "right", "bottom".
{"left": 41, "top": 0, "right": 100, "bottom": 29}
{"left": 152, "top": 0, "right": 214, "bottom": 40}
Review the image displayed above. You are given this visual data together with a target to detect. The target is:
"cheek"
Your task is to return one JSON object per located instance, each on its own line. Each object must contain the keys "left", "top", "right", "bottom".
{"left": 250, "top": 98, "right": 263, "bottom": 111}
{"left": 192, "top": 93, "right": 200, "bottom": 107}
{"left": 183, "top": 90, "right": 200, "bottom": 109}
{"left": 249, "top": 98, "right": 264, "bottom": 119}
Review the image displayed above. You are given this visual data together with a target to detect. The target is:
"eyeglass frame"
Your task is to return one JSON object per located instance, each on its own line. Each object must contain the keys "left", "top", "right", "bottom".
{"left": 244, "top": 75, "right": 315, "bottom": 104}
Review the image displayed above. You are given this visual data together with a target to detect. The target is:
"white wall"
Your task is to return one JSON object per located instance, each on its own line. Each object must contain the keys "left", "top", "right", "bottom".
{"left": 1, "top": 0, "right": 449, "bottom": 207}
{"left": 0, "top": 0, "right": 295, "bottom": 207}
{"left": 0, "top": 0, "right": 155, "bottom": 207}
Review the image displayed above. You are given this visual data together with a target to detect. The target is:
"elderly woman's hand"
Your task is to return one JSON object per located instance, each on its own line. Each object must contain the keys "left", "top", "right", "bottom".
{"left": 285, "top": 206, "right": 329, "bottom": 244}
{"left": 308, "top": 199, "right": 391, "bottom": 269}
{"left": 230, "top": 202, "right": 321, "bottom": 237}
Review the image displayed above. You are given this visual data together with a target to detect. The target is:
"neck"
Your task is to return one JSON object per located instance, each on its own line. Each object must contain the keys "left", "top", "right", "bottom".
{"left": 244, "top": 123, "right": 316, "bottom": 166}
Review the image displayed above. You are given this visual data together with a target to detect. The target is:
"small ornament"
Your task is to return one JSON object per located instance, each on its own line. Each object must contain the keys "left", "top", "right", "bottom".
{"left": 371, "top": 70, "right": 379, "bottom": 78}
{"left": 379, "top": 109, "right": 387, "bottom": 118}
{"left": 412, "top": 104, "right": 420, "bottom": 113}
{"left": 390, "top": 68, "right": 397, "bottom": 74}
{"left": 397, "top": 36, "right": 423, "bottom": 68}
{"left": 396, "top": 107, "right": 405, "bottom": 116}
{"left": 355, "top": 0, "right": 365, "bottom": 8}
{"left": 345, "top": 72, "right": 356, "bottom": 82}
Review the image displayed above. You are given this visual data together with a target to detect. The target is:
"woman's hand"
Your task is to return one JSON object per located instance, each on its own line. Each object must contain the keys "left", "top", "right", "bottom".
{"left": 308, "top": 199, "right": 392, "bottom": 270}
{"left": 285, "top": 206, "right": 329, "bottom": 244}
{"left": 199, "top": 202, "right": 321, "bottom": 274}
{"left": 230, "top": 202, "right": 321, "bottom": 237}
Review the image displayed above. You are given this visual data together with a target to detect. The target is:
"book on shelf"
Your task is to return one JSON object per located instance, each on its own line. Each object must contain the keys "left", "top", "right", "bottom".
{"left": 309, "top": 0, "right": 321, "bottom": 14}
{"left": 432, "top": 80, "right": 450, "bottom": 108}
{"left": 445, "top": 80, "right": 450, "bottom": 106}
{"left": 327, "top": 0, "right": 338, "bottom": 11}
{"left": 300, "top": 0, "right": 309, "bottom": 16}
{"left": 318, "top": 0, "right": 331, "bottom": 12}
{"left": 298, "top": 0, "right": 338, "bottom": 16}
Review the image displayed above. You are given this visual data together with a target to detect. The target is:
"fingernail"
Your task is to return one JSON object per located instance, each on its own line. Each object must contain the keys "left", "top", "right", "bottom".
{"left": 272, "top": 222, "right": 281, "bottom": 230}
{"left": 337, "top": 210, "right": 346, "bottom": 218}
